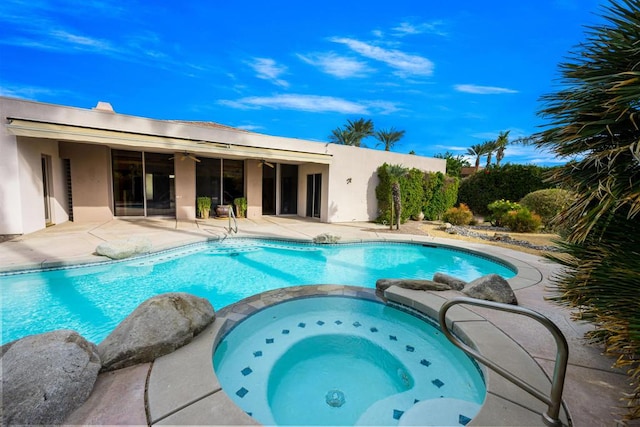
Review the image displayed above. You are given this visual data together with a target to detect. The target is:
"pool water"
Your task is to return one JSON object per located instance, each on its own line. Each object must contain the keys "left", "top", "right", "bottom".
{"left": 213, "top": 296, "right": 486, "bottom": 426}
{"left": 0, "top": 239, "right": 515, "bottom": 345}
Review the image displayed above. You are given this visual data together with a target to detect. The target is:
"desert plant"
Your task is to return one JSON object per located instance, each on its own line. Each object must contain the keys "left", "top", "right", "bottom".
{"left": 520, "top": 189, "right": 575, "bottom": 231}
{"left": 487, "top": 199, "right": 522, "bottom": 227}
{"left": 533, "top": 0, "right": 640, "bottom": 419}
{"left": 442, "top": 203, "right": 473, "bottom": 226}
{"left": 503, "top": 208, "right": 542, "bottom": 233}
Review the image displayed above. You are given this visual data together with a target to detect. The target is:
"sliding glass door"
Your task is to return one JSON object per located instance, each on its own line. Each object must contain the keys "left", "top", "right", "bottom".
{"left": 112, "top": 150, "right": 144, "bottom": 216}
{"left": 112, "top": 150, "right": 175, "bottom": 217}
{"left": 196, "top": 158, "right": 244, "bottom": 211}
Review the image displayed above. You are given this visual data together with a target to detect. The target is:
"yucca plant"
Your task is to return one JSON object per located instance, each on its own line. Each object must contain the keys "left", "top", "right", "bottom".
{"left": 535, "top": 0, "right": 640, "bottom": 420}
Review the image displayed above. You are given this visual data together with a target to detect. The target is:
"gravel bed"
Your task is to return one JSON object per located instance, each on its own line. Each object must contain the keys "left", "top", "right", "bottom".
{"left": 447, "top": 225, "right": 559, "bottom": 252}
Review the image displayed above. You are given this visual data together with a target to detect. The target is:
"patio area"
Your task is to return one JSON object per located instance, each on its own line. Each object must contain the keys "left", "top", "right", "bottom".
{"left": 0, "top": 217, "right": 635, "bottom": 426}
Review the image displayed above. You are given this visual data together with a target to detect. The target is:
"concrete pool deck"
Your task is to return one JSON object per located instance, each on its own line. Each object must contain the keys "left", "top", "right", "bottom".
{"left": 0, "top": 217, "right": 635, "bottom": 426}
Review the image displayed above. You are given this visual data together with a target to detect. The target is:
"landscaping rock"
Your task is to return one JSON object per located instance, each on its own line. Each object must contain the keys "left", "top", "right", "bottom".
{"left": 376, "top": 278, "right": 451, "bottom": 292}
{"left": 95, "top": 237, "right": 152, "bottom": 260}
{"left": 1, "top": 330, "right": 101, "bottom": 426}
{"left": 462, "top": 274, "right": 518, "bottom": 305}
{"left": 98, "top": 292, "right": 215, "bottom": 371}
{"left": 313, "top": 233, "right": 341, "bottom": 244}
{"left": 432, "top": 272, "right": 467, "bottom": 291}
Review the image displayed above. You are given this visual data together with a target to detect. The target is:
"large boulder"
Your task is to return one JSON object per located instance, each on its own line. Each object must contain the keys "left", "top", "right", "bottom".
{"left": 98, "top": 293, "right": 215, "bottom": 371}
{"left": 1, "top": 330, "right": 101, "bottom": 426}
{"left": 376, "top": 279, "right": 451, "bottom": 292}
{"left": 432, "top": 272, "right": 467, "bottom": 291}
{"left": 462, "top": 274, "right": 518, "bottom": 305}
{"left": 96, "top": 237, "right": 152, "bottom": 260}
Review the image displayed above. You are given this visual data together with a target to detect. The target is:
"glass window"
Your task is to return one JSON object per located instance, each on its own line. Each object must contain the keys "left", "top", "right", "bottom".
{"left": 112, "top": 150, "right": 144, "bottom": 216}
{"left": 196, "top": 158, "right": 221, "bottom": 207}
{"left": 222, "top": 159, "right": 244, "bottom": 205}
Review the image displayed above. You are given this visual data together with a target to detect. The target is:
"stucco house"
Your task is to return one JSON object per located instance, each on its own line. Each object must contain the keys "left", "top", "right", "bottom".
{"left": 0, "top": 96, "right": 445, "bottom": 236}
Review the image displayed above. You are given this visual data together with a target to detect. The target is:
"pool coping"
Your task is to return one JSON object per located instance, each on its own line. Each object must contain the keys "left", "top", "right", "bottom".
{"left": 146, "top": 284, "right": 570, "bottom": 426}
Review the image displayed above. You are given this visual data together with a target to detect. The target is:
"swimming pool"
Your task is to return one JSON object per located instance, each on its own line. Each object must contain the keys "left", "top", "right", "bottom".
{"left": 213, "top": 296, "right": 486, "bottom": 426}
{"left": 0, "top": 239, "right": 515, "bottom": 345}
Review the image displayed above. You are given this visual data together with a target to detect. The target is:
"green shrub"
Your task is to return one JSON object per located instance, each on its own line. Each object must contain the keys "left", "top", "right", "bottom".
{"left": 457, "top": 164, "right": 555, "bottom": 215}
{"left": 442, "top": 203, "right": 473, "bottom": 225}
{"left": 375, "top": 164, "right": 393, "bottom": 224}
{"left": 520, "top": 189, "right": 575, "bottom": 230}
{"left": 487, "top": 199, "right": 522, "bottom": 227}
{"left": 422, "top": 172, "right": 459, "bottom": 220}
{"left": 376, "top": 165, "right": 460, "bottom": 224}
{"left": 401, "top": 168, "right": 425, "bottom": 221}
{"left": 504, "top": 208, "right": 542, "bottom": 233}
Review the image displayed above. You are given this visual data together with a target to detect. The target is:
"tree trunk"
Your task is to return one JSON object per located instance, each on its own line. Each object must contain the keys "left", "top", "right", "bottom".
{"left": 392, "top": 182, "right": 401, "bottom": 230}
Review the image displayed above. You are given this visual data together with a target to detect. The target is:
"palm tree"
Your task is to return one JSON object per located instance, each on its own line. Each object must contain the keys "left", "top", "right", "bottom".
{"left": 495, "top": 130, "right": 511, "bottom": 166}
{"left": 328, "top": 127, "right": 356, "bottom": 145}
{"left": 466, "top": 144, "right": 484, "bottom": 171}
{"left": 481, "top": 140, "right": 497, "bottom": 168}
{"left": 345, "top": 118, "right": 374, "bottom": 147}
{"left": 374, "top": 127, "right": 406, "bottom": 151}
{"left": 534, "top": 1, "right": 640, "bottom": 420}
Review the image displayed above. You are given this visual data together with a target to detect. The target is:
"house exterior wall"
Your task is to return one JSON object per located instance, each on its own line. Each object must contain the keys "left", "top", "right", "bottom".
{"left": 174, "top": 156, "right": 195, "bottom": 220}
{"left": 324, "top": 144, "right": 446, "bottom": 223}
{"left": 0, "top": 118, "right": 22, "bottom": 235}
{"left": 16, "top": 137, "right": 68, "bottom": 234}
{"left": 59, "top": 142, "right": 112, "bottom": 222}
{"left": 0, "top": 96, "right": 446, "bottom": 235}
{"left": 245, "top": 159, "right": 262, "bottom": 219}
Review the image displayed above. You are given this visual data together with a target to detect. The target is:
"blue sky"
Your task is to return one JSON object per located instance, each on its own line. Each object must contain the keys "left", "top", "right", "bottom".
{"left": 0, "top": 0, "right": 607, "bottom": 165}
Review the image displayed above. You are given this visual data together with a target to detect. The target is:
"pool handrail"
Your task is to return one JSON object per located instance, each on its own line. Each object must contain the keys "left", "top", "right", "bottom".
{"left": 228, "top": 204, "right": 238, "bottom": 234}
{"left": 438, "top": 297, "right": 568, "bottom": 427}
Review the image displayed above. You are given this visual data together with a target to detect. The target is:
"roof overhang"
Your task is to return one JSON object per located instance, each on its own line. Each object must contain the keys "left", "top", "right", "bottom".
{"left": 6, "top": 118, "right": 332, "bottom": 164}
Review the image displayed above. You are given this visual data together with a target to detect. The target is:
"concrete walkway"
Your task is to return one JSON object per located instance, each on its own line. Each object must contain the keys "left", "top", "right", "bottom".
{"left": 0, "top": 217, "right": 635, "bottom": 426}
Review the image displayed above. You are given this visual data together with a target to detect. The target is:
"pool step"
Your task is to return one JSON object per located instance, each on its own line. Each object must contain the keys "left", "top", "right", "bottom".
{"left": 397, "top": 398, "right": 480, "bottom": 426}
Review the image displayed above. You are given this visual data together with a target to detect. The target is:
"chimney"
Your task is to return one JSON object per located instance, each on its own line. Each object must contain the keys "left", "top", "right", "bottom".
{"left": 93, "top": 101, "right": 115, "bottom": 113}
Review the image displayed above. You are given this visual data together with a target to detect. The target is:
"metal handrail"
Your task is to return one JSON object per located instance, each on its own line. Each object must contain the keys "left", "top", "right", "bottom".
{"left": 227, "top": 204, "right": 238, "bottom": 234}
{"left": 439, "top": 297, "right": 568, "bottom": 427}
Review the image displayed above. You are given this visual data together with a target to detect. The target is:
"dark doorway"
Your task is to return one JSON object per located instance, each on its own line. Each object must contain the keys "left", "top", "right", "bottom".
{"left": 280, "top": 164, "right": 298, "bottom": 215}
{"left": 262, "top": 162, "right": 276, "bottom": 215}
{"left": 306, "top": 173, "right": 321, "bottom": 218}
{"left": 144, "top": 152, "right": 175, "bottom": 216}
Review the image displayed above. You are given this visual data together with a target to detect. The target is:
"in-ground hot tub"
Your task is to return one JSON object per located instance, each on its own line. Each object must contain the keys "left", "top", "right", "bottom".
{"left": 213, "top": 296, "right": 486, "bottom": 426}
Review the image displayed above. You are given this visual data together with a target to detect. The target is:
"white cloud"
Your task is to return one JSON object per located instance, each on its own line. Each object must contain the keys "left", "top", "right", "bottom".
{"left": 248, "top": 58, "right": 289, "bottom": 88}
{"left": 0, "top": 83, "right": 70, "bottom": 100}
{"left": 330, "top": 37, "right": 434, "bottom": 77}
{"left": 297, "top": 52, "right": 373, "bottom": 78}
{"left": 392, "top": 21, "right": 447, "bottom": 37}
{"left": 219, "top": 93, "right": 400, "bottom": 115}
{"left": 236, "top": 124, "right": 264, "bottom": 131}
{"left": 454, "top": 84, "right": 518, "bottom": 94}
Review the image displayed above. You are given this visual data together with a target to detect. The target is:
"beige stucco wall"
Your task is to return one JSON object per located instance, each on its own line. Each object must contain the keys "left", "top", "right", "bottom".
{"left": 0, "top": 116, "right": 22, "bottom": 234}
{"left": 16, "top": 137, "right": 69, "bottom": 233}
{"left": 245, "top": 159, "right": 262, "bottom": 219}
{"left": 175, "top": 155, "right": 195, "bottom": 220}
{"left": 59, "top": 142, "right": 112, "bottom": 222}
{"left": 323, "top": 145, "right": 446, "bottom": 223}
